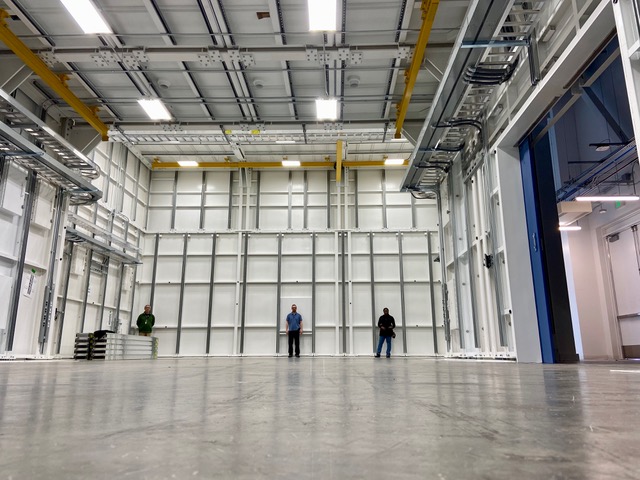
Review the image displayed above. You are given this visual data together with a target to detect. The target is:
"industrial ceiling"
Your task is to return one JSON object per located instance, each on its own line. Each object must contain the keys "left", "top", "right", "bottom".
{"left": 0, "top": 0, "right": 472, "bottom": 167}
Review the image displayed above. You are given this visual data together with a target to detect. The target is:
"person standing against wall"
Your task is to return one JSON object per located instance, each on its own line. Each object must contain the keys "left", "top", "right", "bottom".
{"left": 286, "top": 304, "right": 303, "bottom": 358}
{"left": 136, "top": 304, "right": 155, "bottom": 336}
{"left": 376, "top": 307, "right": 395, "bottom": 358}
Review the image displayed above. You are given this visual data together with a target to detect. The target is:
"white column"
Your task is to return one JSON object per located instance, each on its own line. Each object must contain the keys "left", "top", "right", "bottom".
{"left": 494, "top": 147, "right": 541, "bottom": 363}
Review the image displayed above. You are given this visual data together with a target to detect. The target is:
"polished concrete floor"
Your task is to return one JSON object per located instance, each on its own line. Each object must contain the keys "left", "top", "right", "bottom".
{"left": 1, "top": 358, "right": 639, "bottom": 480}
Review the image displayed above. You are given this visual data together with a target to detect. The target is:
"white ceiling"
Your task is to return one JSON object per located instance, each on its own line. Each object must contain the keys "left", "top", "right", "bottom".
{"left": 0, "top": 0, "right": 471, "bottom": 165}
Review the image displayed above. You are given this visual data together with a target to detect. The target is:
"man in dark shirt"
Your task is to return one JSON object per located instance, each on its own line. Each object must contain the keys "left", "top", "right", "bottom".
{"left": 136, "top": 304, "right": 155, "bottom": 336}
{"left": 376, "top": 307, "right": 395, "bottom": 358}
{"left": 286, "top": 304, "right": 303, "bottom": 358}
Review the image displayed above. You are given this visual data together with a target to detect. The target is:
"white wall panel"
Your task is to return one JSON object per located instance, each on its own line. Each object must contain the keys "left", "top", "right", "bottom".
{"left": 174, "top": 209, "right": 200, "bottom": 230}
{"left": 181, "top": 286, "right": 209, "bottom": 326}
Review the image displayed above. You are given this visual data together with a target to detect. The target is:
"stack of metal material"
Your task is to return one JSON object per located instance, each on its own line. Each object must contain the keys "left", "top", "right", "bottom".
{"left": 74, "top": 333, "right": 157, "bottom": 360}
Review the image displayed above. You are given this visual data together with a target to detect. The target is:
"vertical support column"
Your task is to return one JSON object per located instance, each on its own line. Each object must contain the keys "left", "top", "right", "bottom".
{"left": 232, "top": 232, "right": 243, "bottom": 355}
{"left": 170, "top": 171, "right": 178, "bottom": 230}
{"left": 311, "top": 232, "right": 316, "bottom": 355}
{"left": 411, "top": 195, "right": 417, "bottom": 229}
{"left": 382, "top": 170, "right": 388, "bottom": 229}
{"left": 239, "top": 232, "right": 249, "bottom": 355}
{"left": 303, "top": 171, "right": 309, "bottom": 230}
{"left": 354, "top": 170, "right": 360, "bottom": 229}
{"left": 5, "top": 170, "right": 37, "bottom": 351}
{"left": 369, "top": 232, "right": 377, "bottom": 352}
{"left": 255, "top": 171, "right": 261, "bottom": 229}
{"left": 463, "top": 181, "right": 480, "bottom": 348}
{"left": 326, "top": 171, "right": 332, "bottom": 229}
{"left": 127, "top": 235, "right": 141, "bottom": 334}
{"left": 206, "top": 234, "right": 217, "bottom": 354}
{"left": 448, "top": 174, "right": 465, "bottom": 349}
{"left": 340, "top": 231, "right": 347, "bottom": 354}
{"left": 227, "top": 171, "right": 234, "bottom": 230}
{"left": 176, "top": 234, "right": 188, "bottom": 355}
{"left": 347, "top": 231, "right": 354, "bottom": 354}
{"left": 149, "top": 233, "right": 160, "bottom": 310}
{"left": 79, "top": 250, "right": 93, "bottom": 333}
{"left": 288, "top": 170, "right": 293, "bottom": 230}
{"left": 333, "top": 232, "right": 340, "bottom": 355}
{"left": 38, "top": 188, "right": 67, "bottom": 353}
{"left": 98, "top": 257, "right": 110, "bottom": 330}
{"left": 436, "top": 191, "right": 451, "bottom": 351}
{"left": 199, "top": 171, "right": 206, "bottom": 230}
{"left": 113, "top": 263, "right": 125, "bottom": 333}
{"left": 275, "top": 233, "right": 283, "bottom": 354}
{"left": 427, "top": 232, "right": 439, "bottom": 354}
{"left": 132, "top": 154, "right": 141, "bottom": 223}
{"left": 397, "top": 232, "right": 407, "bottom": 354}
{"left": 55, "top": 242, "right": 74, "bottom": 354}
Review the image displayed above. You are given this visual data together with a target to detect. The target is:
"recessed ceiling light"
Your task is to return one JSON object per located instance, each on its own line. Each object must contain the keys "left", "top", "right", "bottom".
{"left": 178, "top": 161, "right": 199, "bottom": 167}
{"left": 282, "top": 160, "right": 301, "bottom": 167}
{"left": 308, "top": 0, "right": 337, "bottom": 31}
{"left": 384, "top": 158, "right": 406, "bottom": 166}
{"left": 60, "top": 0, "right": 113, "bottom": 34}
{"left": 276, "top": 140, "right": 297, "bottom": 144}
{"left": 559, "top": 225, "right": 582, "bottom": 231}
{"left": 316, "top": 98, "right": 338, "bottom": 120}
{"left": 138, "top": 98, "right": 172, "bottom": 121}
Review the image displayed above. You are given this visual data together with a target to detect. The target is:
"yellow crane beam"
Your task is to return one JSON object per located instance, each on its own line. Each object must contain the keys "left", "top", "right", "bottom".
{"left": 395, "top": 0, "right": 440, "bottom": 139}
{"left": 0, "top": 10, "right": 109, "bottom": 140}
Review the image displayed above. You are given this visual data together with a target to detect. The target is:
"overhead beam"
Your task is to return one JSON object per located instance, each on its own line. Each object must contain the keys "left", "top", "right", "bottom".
{"left": 0, "top": 10, "right": 109, "bottom": 140}
{"left": 0, "top": 44, "right": 455, "bottom": 64}
{"left": 395, "top": 0, "right": 440, "bottom": 138}
{"left": 152, "top": 159, "right": 408, "bottom": 170}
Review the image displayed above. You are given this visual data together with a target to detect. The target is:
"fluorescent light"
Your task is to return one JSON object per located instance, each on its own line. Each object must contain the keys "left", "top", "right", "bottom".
{"left": 385, "top": 158, "right": 406, "bottom": 166}
{"left": 559, "top": 226, "right": 582, "bottom": 231}
{"left": 316, "top": 98, "right": 338, "bottom": 120}
{"left": 276, "top": 140, "right": 297, "bottom": 144}
{"left": 178, "top": 161, "right": 199, "bottom": 167}
{"left": 308, "top": 0, "right": 337, "bottom": 31}
{"left": 390, "top": 137, "right": 406, "bottom": 142}
{"left": 575, "top": 196, "right": 640, "bottom": 202}
{"left": 138, "top": 98, "right": 172, "bottom": 121}
{"left": 61, "top": 0, "right": 113, "bottom": 34}
{"left": 282, "top": 160, "right": 301, "bottom": 167}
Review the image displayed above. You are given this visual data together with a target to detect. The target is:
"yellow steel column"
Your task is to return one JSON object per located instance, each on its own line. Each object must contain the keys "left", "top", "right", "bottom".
{"left": 0, "top": 10, "right": 109, "bottom": 140}
{"left": 336, "top": 140, "right": 344, "bottom": 182}
{"left": 395, "top": 0, "right": 439, "bottom": 139}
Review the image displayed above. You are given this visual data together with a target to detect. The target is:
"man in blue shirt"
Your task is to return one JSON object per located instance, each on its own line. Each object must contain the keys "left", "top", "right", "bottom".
{"left": 286, "top": 304, "right": 303, "bottom": 358}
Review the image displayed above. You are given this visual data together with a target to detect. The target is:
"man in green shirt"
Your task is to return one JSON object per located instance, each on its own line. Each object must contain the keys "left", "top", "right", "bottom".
{"left": 136, "top": 305, "right": 155, "bottom": 336}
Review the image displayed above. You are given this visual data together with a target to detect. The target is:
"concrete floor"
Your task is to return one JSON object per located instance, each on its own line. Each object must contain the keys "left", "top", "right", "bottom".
{"left": 0, "top": 358, "right": 639, "bottom": 480}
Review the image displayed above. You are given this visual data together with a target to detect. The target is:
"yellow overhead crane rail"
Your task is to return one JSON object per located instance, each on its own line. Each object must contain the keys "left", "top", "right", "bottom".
{"left": 152, "top": 160, "right": 408, "bottom": 170}
{"left": 395, "top": 0, "right": 440, "bottom": 139}
{"left": 0, "top": 10, "right": 109, "bottom": 140}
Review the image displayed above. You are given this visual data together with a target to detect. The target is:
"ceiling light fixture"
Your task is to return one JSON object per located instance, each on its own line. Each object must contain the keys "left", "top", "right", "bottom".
{"left": 308, "top": 0, "right": 337, "bottom": 31}
{"left": 177, "top": 161, "right": 199, "bottom": 167}
{"left": 60, "top": 0, "right": 113, "bottom": 34}
{"left": 576, "top": 195, "right": 640, "bottom": 202}
{"left": 384, "top": 158, "right": 406, "bottom": 166}
{"left": 559, "top": 225, "right": 582, "bottom": 231}
{"left": 316, "top": 98, "right": 338, "bottom": 120}
{"left": 282, "top": 160, "right": 301, "bottom": 167}
{"left": 276, "top": 140, "right": 297, "bottom": 144}
{"left": 138, "top": 98, "right": 172, "bottom": 121}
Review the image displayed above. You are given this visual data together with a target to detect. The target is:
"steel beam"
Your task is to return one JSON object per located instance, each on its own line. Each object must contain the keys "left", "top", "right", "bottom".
{"left": 427, "top": 232, "right": 439, "bottom": 354}
{"left": 79, "top": 250, "right": 93, "bottom": 334}
{"left": 55, "top": 242, "right": 74, "bottom": 354}
{"left": 98, "top": 257, "right": 110, "bottom": 330}
{"left": 175, "top": 234, "right": 188, "bottom": 354}
{"left": 5, "top": 170, "right": 37, "bottom": 351}
{"left": 0, "top": 10, "right": 108, "bottom": 139}
{"left": 311, "top": 233, "right": 316, "bottom": 354}
{"left": 436, "top": 190, "right": 451, "bottom": 351}
{"left": 206, "top": 234, "right": 217, "bottom": 354}
{"left": 239, "top": 233, "right": 249, "bottom": 354}
{"left": 398, "top": 233, "right": 408, "bottom": 354}
{"left": 227, "top": 172, "right": 234, "bottom": 230}
{"left": 38, "top": 188, "right": 66, "bottom": 352}
{"left": 276, "top": 233, "right": 283, "bottom": 354}
{"left": 395, "top": 0, "right": 440, "bottom": 138}
{"left": 149, "top": 234, "right": 160, "bottom": 309}
{"left": 369, "top": 233, "right": 377, "bottom": 352}
{"left": 336, "top": 140, "right": 344, "bottom": 183}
